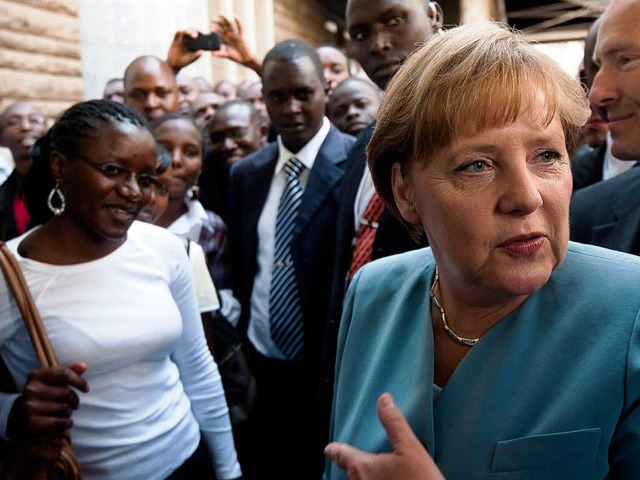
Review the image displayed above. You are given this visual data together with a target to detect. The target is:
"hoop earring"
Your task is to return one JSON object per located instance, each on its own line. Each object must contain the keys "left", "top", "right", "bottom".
{"left": 47, "top": 183, "right": 66, "bottom": 216}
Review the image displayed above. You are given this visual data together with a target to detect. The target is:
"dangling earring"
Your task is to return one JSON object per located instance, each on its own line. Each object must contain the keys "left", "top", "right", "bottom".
{"left": 47, "top": 183, "right": 66, "bottom": 216}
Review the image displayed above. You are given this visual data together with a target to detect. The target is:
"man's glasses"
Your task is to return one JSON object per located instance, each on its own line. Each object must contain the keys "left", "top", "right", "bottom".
{"left": 4, "top": 115, "right": 47, "bottom": 129}
{"left": 72, "top": 155, "right": 164, "bottom": 195}
{"left": 209, "top": 127, "right": 250, "bottom": 145}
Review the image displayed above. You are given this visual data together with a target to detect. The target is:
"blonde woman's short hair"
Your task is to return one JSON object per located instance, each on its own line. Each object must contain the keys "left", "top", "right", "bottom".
{"left": 368, "top": 22, "right": 589, "bottom": 240}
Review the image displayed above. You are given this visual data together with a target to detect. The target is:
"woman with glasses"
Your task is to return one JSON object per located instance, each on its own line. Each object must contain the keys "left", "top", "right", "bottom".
{"left": 0, "top": 100, "right": 241, "bottom": 479}
{"left": 150, "top": 113, "right": 240, "bottom": 327}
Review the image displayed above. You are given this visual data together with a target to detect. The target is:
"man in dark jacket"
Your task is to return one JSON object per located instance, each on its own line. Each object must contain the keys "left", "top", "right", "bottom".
{"left": 0, "top": 101, "right": 48, "bottom": 240}
{"left": 570, "top": 0, "right": 640, "bottom": 253}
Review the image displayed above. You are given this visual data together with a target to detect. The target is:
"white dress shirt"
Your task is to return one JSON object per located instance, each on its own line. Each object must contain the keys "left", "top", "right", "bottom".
{"left": 248, "top": 117, "right": 331, "bottom": 359}
{"left": 166, "top": 194, "right": 209, "bottom": 242}
{"left": 603, "top": 132, "right": 636, "bottom": 181}
{"left": 353, "top": 166, "right": 377, "bottom": 235}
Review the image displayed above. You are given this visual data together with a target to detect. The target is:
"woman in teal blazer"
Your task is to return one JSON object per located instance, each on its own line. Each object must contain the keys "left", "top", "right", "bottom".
{"left": 325, "top": 23, "right": 640, "bottom": 479}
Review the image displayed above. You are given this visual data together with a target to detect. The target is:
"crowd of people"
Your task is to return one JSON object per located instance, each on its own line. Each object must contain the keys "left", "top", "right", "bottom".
{"left": 1, "top": 0, "right": 640, "bottom": 478}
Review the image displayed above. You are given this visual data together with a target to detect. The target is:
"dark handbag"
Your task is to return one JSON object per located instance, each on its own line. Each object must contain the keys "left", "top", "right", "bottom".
{"left": 183, "top": 238, "right": 256, "bottom": 426}
{"left": 210, "top": 310, "right": 256, "bottom": 426}
{"left": 0, "top": 242, "right": 82, "bottom": 480}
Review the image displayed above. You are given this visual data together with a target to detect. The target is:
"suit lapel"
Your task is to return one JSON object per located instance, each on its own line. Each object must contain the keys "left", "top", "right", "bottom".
{"left": 342, "top": 125, "right": 373, "bottom": 214}
{"left": 591, "top": 210, "right": 640, "bottom": 253}
{"left": 591, "top": 167, "right": 640, "bottom": 253}
{"left": 293, "top": 127, "right": 347, "bottom": 240}
{"left": 243, "top": 145, "right": 278, "bottom": 247}
{"left": 334, "top": 126, "right": 372, "bottom": 270}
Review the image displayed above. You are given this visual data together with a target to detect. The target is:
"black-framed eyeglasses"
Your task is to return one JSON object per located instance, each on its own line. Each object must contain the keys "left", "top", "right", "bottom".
{"left": 72, "top": 155, "right": 163, "bottom": 195}
{"left": 209, "top": 127, "right": 250, "bottom": 145}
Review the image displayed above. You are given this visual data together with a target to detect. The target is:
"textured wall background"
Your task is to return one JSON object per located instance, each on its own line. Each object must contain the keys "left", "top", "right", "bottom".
{"left": 0, "top": 0, "right": 336, "bottom": 116}
{"left": 79, "top": 0, "right": 212, "bottom": 102}
{"left": 0, "top": 0, "right": 82, "bottom": 118}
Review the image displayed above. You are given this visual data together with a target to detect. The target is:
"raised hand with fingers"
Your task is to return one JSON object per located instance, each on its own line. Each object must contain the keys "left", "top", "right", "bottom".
{"left": 325, "top": 393, "right": 445, "bottom": 480}
{"left": 210, "top": 14, "right": 263, "bottom": 74}
{"left": 8, "top": 362, "right": 89, "bottom": 461}
{"left": 166, "top": 30, "right": 203, "bottom": 73}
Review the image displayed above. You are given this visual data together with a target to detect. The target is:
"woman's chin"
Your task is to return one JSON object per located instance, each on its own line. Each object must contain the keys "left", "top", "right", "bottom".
{"left": 136, "top": 209, "right": 157, "bottom": 224}
{"left": 494, "top": 269, "right": 554, "bottom": 299}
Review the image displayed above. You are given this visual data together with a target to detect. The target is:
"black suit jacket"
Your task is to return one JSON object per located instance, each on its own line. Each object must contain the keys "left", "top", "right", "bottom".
{"left": 571, "top": 144, "right": 606, "bottom": 193}
{"left": 228, "top": 125, "right": 355, "bottom": 373}
{"left": 322, "top": 123, "right": 426, "bottom": 399}
{"left": 570, "top": 165, "right": 640, "bottom": 253}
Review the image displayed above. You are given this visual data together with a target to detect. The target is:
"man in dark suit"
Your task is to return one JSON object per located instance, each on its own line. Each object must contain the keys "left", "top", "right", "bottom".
{"left": 570, "top": 0, "right": 640, "bottom": 253}
{"left": 571, "top": 166, "right": 640, "bottom": 252}
{"left": 571, "top": 143, "right": 607, "bottom": 192}
{"left": 570, "top": 15, "right": 635, "bottom": 192}
{"left": 227, "top": 39, "right": 354, "bottom": 480}
{"left": 571, "top": 17, "right": 607, "bottom": 192}
{"left": 0, "top": 101, "right": 48, "bottom": 241}
{"left": 322, "top": 0, "right": 444, "bottom": 432}
{"left": 199, "top": 101, "right": 268, "bottom": 222}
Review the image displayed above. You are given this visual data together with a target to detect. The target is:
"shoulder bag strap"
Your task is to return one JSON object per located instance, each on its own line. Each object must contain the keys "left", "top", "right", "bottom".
{"left": 0, "top": 242, "right": 58, "bottom": 368}
{"left": 0, "top": 241, "right": 82, "bottom": 480}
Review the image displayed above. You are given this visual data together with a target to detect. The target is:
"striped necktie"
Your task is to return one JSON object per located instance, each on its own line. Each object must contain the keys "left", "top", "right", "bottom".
{"left": 270, "top": 157, "right": 305, "bottom": 360}
{"left": 348, "top": 192, "right": 385, "bottom": 282}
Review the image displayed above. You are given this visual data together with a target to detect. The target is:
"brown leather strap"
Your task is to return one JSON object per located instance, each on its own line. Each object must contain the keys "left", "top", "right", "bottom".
{"left": 0, "top": 241, "right": 82, "bottom": 479}
{"left": 0, "top": 242, "right": 58, "bottom": 368}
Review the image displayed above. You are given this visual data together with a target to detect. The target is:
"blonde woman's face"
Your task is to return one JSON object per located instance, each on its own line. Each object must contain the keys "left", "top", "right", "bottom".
{"left": 393, "top": 87, "right": 572, "bottom": 303}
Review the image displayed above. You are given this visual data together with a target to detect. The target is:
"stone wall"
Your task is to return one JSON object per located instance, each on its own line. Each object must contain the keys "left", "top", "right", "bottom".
{"left": 0, "top": 0, "right": 83, "bottom": 118}
{"left": 79, "top": 0, "right": 212, "bottom": 101}
{"left": 0, "top": 0, "right": 332, "bottom": 112}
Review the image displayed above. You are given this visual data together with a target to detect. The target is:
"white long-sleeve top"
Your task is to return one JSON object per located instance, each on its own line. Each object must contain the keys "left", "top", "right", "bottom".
{"left": 0, "top": 221, "right": 241, "bottom": 480}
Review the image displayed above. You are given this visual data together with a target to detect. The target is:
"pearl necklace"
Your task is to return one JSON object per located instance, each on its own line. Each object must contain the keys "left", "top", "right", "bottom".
{"left": 429, "top": 266, "right": 480, "bottom": 347}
